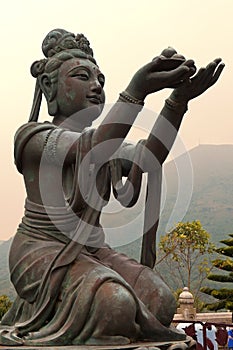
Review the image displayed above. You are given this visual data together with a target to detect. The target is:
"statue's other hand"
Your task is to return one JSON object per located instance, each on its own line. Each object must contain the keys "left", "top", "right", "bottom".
{"left": 170, "top": 58, "right": 225, "bottom": 103}
{"left": 126, "top": 50, "right": 196, "bottom": 100}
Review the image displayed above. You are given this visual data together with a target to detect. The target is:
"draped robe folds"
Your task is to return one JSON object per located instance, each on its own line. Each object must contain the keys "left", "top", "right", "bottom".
{"left": 0, "top": 122, "right": 184, "bottom": 346}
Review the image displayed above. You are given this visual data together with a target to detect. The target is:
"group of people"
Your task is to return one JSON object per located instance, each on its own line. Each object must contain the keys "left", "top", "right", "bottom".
{"left": 0, "top": 28, "right": 224, "bottom": 346}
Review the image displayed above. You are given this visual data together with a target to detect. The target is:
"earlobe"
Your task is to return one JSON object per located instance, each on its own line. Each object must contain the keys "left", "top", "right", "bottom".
{"left": 39, "top": 73, "right": 58, "bottom": 116}
{"left": 48, "top": 99, "right": 58, "bottom": 116}
{"left": 39, "top": 74, "right": 52, "bottom": 100}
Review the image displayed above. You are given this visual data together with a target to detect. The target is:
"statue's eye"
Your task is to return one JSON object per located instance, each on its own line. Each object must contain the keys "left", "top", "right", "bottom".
{"left": 75, "top": 73, "right": 89, "bottom": 80}
{"left": 98, "top": 75, "right": 105, "bottom": 87}
{"left": 70, "top": 69, "right": 89, "bottom": 80}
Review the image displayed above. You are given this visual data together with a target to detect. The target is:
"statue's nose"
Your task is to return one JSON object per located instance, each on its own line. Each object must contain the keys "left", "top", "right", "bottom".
{"left": 90, "top": 79, "right": 102, "bottom": 94}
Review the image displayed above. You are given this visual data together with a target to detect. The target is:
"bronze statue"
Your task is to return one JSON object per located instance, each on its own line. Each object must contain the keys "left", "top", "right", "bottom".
{"left": 0, "top": 29, "right": 224, "bottom": 347}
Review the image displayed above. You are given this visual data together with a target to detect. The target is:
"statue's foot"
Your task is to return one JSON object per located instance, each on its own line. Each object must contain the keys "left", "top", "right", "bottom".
{"left": 158, "top": 325, "right": 187, "bottom": 342}
{"left": 83, "top": 335, "right": 131, "bottom": 346}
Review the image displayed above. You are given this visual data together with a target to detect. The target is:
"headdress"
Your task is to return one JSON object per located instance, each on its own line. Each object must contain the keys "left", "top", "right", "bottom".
{"left": 42, "top": 29, "right": 93, "bottom": 58}
{"left": 28, "top": 29, "right": 94, "bottom": 122}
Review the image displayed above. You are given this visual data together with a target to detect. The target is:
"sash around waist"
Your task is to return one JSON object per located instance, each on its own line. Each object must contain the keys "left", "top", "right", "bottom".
{"left": 20, "top": 199, "right": 105, "bottom": 247}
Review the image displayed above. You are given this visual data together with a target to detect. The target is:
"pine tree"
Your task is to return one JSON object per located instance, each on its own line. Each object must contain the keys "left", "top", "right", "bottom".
{"left": 201, "top": 233, "right": 233, "bottom": 311}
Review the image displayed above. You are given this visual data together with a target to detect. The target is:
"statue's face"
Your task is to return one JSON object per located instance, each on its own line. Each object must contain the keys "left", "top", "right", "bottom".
{"left": 55, "top": 57, "right": 105, "bottom": 122}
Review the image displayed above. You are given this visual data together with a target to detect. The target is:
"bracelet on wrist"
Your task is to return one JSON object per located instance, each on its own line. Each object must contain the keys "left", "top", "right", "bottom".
{"left": 119, "top": 91, "right": 144, "bottom": 106}
{"left": 165, "top": 97, "right": 188, "bottom": 112}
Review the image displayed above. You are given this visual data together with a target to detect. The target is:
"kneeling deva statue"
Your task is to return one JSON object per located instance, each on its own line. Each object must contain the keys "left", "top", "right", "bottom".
{"left": 0, "top": 28, "right": 224, "bottom": 347}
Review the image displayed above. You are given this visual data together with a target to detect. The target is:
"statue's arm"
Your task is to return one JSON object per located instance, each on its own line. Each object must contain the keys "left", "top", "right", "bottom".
{"left": 25, "top": 57, "right": 223, "bottom": 170}
{"left": 91, "top": 54, "right": 195, "bottom": 163}
{"left": 116, "top": 56, "right": 224, "bottom": 174}
{"left": 21, "top": 53, "right": 194, "bottom": 168}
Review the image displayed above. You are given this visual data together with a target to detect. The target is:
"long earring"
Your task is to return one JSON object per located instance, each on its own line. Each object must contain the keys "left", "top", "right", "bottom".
{"left": 28, "top": 79, "right": 42, "bottom": 122}
{"left": 48, "top": 99, "right": 58, "bottom": 116}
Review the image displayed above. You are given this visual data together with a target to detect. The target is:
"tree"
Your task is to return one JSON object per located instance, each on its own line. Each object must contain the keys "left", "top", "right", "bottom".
{"left": 0, "top": 295, "right": 12, "bottom": 320}
{"left": 201, "top": 233, "right": 233, "bottom": 311}
{"left": 157, "top": 220, "right": 216, "bottom": 304}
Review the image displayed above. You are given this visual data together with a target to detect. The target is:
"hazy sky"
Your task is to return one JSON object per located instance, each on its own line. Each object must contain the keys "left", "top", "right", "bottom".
{"left": 1, "top": 0, "right": 233, "bottom": 240}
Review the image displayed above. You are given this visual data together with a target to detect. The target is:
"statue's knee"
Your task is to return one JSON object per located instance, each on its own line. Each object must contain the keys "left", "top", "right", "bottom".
{"left": 92, "top": 282, "right": 139, "bottom": 338}
{"left": 135, "top": 268, "right": 176, "bottom": 325}
{"left": 150, "top": 286, "right": 176, "bottom": 326}
{"left": 160, "top": 283, "right": 176, "bottom": 306}
{"left": 96, "top": 282, "right": 136, "bottom": 318}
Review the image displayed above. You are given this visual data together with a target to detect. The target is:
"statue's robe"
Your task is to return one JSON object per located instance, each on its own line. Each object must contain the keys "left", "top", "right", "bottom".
{"left": 0, "top": 122, "right": 184, "bottom": 346}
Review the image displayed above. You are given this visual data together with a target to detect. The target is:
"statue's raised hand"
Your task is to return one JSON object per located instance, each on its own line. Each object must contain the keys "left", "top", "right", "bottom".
{"left": 170, "top": 58, "right": 225, "bottom": 103}
{"left": 126, "top": 49, "right": 196, "bottom": 100}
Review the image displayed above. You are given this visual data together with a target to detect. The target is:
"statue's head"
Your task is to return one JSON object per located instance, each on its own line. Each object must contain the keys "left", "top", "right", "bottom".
{"left": 29, "top": 29, "right": 105, "bottom": 124}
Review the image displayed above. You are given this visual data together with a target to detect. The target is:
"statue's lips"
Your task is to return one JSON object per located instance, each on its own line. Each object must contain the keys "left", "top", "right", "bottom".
{"left": 87, "top": 96, "right": 102, "bottom": 104}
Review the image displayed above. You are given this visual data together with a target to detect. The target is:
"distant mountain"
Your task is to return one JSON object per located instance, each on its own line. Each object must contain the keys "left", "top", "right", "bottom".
{"left": 0, "top": 144, "right": 232, "bottom": 298}
{"left": 160, "top": 144, "right": 233, "bottom": 243}
{"left": 112, "top": 144, "right": 233, "bottom": 258}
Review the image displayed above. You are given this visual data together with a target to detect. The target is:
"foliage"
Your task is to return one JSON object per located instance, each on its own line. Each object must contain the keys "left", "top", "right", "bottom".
{"left": 194, "top": 297, "right": 206, "bottom": 312}
{"left": 211, "top": 258, "right": 233, "bottom": 271}
{"left": 201, "top": 233, "right": 233, "bottom": 311}
{"left": 0, "top": 295, "right": 12, "bottom": 320}
{"left": 173, "top": 288, "right": 184, "bottom": 302}
{"left": 207, "top": 273, "right": 233, "bottom": 283}
{"left": 157, "top": 220, "right": 216, "bottom": 303}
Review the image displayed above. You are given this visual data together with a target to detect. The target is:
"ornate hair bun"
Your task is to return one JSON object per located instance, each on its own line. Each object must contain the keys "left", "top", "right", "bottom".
{"left": 42, "top": 28, "right": 94, "bottom": 58}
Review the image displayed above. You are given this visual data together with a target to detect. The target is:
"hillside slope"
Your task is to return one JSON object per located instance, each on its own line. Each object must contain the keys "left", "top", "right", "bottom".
{"left": 113, "top": 144, "right": 233, "bottom": 259}
{"left": 160, "top": 144, "right": 233, "bottom": 242}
